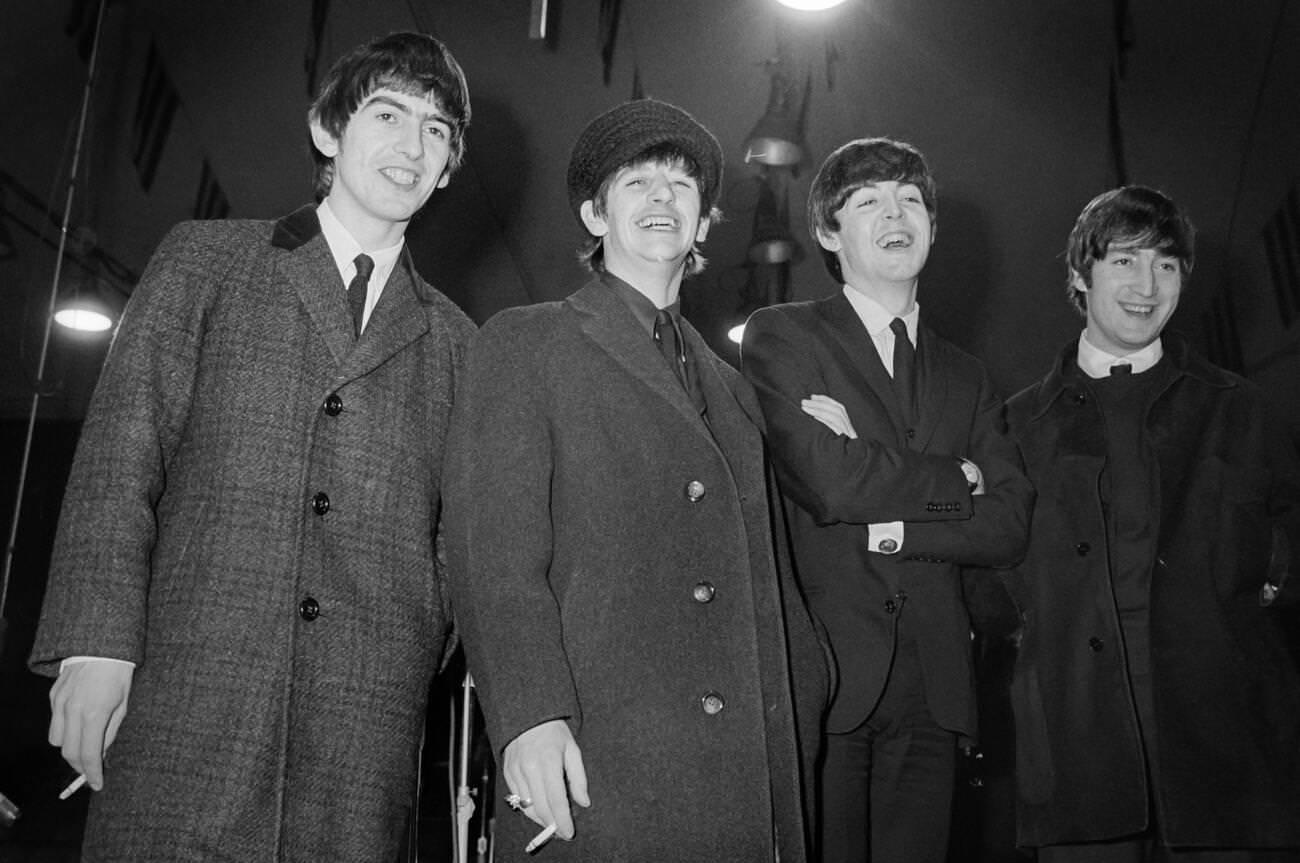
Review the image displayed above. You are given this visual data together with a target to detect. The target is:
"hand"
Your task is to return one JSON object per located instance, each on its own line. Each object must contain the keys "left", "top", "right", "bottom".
{"left": 502, "top": 719, "right": 590, "bottom": 840}
{"left": 801, "top": 394, "right": 858, "bottom": 439}
{"left": 48, "top": 659, "right": 134, "bottom": 791}
{"left": 961, "top": 459, "right": 986, "bottom": 495}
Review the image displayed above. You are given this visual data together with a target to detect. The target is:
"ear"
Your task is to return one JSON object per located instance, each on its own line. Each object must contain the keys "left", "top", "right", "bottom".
{"left": 309, "top": 119, "right": 340, "bottom": 160}
{"left": 1070, "top": 269, "right": 1088, "bottom": 293}
{"left": 435, "top": 169, "right": 452, "bottom": 190}
{"left": 930, "top": 217, "right": 938, "bottom": 247}
{"left": 695, "top": 216, "right": 711, "bottom": 243}
{"left": 815, "top": 226, "right": 842, "bottom": 254}
{"left": 579, "top": 200, "right": 609, "bottom": 238}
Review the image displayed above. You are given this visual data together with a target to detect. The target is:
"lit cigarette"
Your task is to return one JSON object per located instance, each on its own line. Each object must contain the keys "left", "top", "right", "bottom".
{"left": 524, "top": 823, "right": 557, "bottom": 853}
{"left": 58, "top": 775, "right": 87, "bottom": 800}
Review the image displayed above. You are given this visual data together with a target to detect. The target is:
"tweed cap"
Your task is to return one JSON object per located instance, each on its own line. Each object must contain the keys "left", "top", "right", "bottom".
{"left": 566, "top": 98, "right": 723, "bottom": 224}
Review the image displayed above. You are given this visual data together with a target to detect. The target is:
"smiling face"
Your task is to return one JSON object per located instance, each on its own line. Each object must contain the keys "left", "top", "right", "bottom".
{"left": 817, "top": 180, "right": 934, "bottom": 300}
{"left": 1078, "top": 244, "right": 1183, "bottom": 355}
{"left": 580, "top": 158, "right": 710, "bottom": 286}
{"left": 310, "top": 87, "right": 453, "bottom": 249}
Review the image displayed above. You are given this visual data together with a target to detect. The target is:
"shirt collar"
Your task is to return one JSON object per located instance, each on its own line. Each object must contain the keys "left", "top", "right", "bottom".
{"left": 842, "top": 285, "right": 919, "bottom": 343}
{"left": 317, "top": 199, "right": 403, "bottom": 284}
{"left": 1076, "top": 329, "right": 1164, "bottom": 379}
{"left": 603, "top": 271, "right": 679, "bottom": 338}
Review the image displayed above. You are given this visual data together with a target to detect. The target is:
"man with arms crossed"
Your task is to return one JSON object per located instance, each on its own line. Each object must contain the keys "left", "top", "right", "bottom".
{"left": 741, "top": 137, "right": 1032, "bottom": 863}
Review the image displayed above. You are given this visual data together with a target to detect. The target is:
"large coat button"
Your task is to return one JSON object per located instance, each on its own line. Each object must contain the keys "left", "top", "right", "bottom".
{"left": 884, "top": 598, "right": 898, "bottom": 614}
{"left": 1088, "top": 636, "right": 1104, "bottom": 652}
{"left": 692, "top": 582, "right": 716, "bottom": 603}
{"left": 323, "top": 393, "right": 343, "bottom": 416}
{"left": 299, "top": 596, "right": 320, "bottom": 621}
{"left": 1075, "top": 542, "right": 1091, "bottom": 556}
{"left": 311, "top": 492, "right": 330, "bottom": 515}
{"left": 701, "top": 692, "right": 725, "bottom": 715}
{"left": 685, "top": 480, "right": 706, "bottom": 502}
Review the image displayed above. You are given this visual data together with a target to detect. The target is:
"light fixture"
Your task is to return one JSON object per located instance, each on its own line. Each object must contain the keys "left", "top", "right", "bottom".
{"left": 747, "top": 177, "right": 801, "bottom": 265}
{"left": 743, "top": 80, "right": 804, "bottom": 168}
{"left": 775, "top": 0, "right": 848, "bottom": 9}
{"left": 728, "top": 322, "right": 747, "bottom": 345}
{"left": 55, "top": 271, "right": 117, "bottom": 333}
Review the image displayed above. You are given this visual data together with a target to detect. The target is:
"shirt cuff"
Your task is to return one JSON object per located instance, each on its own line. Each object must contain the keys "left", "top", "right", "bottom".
{"left": 60, "top": 656, "right": 137, "bottom": 673}
{"left": 868, "top": 522, "right": 905, "bottom": 554}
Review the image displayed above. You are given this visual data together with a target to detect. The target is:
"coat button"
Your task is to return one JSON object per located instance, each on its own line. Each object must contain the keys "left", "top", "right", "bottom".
{"left": 1089, "top": 636, "right": 1104, "bottom": 652}
{"left": 692, "top": 582, "right": 716, "bottom": 603}
{"left": 299, "top": 596, "right": 320, "bottom": 621}
{"left": 884, "top": 598, "right": 898, "bottom": 614}
{"left": 323, "top": 393, "right": 343, "bottom": 416}
{"left": 906, "top": 428, "right": 916, "bottom": 439}
{"left": 701, "top": 692, "right": 725, "bottom": 715}
{"left": 1072, "top": 391, "right": 1088, "bottom": 405}
{"left": 1075, "top": 542, "right": 1091, "bottom": 556}
{"left": 311, "top": 492, "right": 330, "bottom": 515}
{"left": 685, "top": 480, "right": 706, "bottom": 502}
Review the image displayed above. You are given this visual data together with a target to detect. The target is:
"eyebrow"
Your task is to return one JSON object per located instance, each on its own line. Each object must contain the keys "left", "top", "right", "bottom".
{"left": 362, "top": 93, "right": 452, "bottom": 126}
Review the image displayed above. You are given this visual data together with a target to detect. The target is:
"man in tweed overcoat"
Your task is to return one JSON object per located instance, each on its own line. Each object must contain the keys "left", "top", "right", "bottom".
{"left": 29, "top": 33, "right": 476, "bottom": 861}
{"left": 444, "top": 99, "right": 829, "bottom": 863}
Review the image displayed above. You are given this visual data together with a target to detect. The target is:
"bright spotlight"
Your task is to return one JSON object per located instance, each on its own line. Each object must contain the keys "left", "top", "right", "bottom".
{"left": 54, "top": 308, "right": 114, "bottom": 332}
{"left": 775, "top": 0, "right": 848, "bottom": 9}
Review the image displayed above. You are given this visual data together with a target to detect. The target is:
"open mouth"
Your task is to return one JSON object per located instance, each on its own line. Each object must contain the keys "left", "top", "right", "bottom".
{"left": 1120, "top": 303, "right": 1155, "bottom": 316}
{"left": 380, "top": 167, "right": 420, "bottom": 186}
{"left": 878, "top": 232, "right": 912, "bottom": 250}
{"left": 637, "top": 215, "right": 680, "bottom": 230}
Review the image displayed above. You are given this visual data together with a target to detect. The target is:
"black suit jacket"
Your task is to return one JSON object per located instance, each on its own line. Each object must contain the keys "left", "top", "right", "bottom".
{"left": 742, "top": 292, "right": 1033, "bottom": 736}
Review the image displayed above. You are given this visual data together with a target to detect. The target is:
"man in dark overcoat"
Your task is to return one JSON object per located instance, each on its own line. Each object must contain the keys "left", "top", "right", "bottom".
{"left": 1001, "top": 185, "right": 1300, "bottom": 861}
{"left": 28, "top": 33, "right": 476, "bottom": 862}
{"left": 740, "top": 138, "right": 1034, "bottom": 863}
{"left": 443, "top": 99, "right": 829, "bottom": 862}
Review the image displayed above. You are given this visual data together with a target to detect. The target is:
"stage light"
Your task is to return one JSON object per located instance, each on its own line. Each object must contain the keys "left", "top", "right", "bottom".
{"left": 775, "top": 0, "right": 848, "bottom": 9}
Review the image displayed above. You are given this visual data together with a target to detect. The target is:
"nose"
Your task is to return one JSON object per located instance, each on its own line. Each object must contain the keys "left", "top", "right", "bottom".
{"left": 1132, "top": 262, "right": 1157, "bottom": 296}
{"left": 395, "top": 121, "right": 424, "bottom": 159}
{"left": 648, "top": 174, "right": 675, "bottom": 203}
{"left": 882, "top": 193, "right": 902, "bottom": 219}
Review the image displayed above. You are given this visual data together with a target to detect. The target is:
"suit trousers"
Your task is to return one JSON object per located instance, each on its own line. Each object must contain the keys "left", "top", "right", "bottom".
{"left": 820, "top": 623, "right": 958, "bottom": 863}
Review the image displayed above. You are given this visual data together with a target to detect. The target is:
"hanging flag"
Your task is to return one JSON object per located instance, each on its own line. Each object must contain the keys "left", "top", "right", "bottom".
{"left": 599, "top": 0, "right": 622, "bottom": 85}
{"left": 1262, "top": 183, "right": 1300, "bottom": 328}
{"left": 193, "top": 159, "right": 230, "bottom": 221}
{"left": 1106, "top": 0, "right": 1133, "bottom": 186}
{"left": 131, "top": 43, "right": 179, "bottom": 192}
{"left": 304, "top": 0, "right": 330, "bottom": 96}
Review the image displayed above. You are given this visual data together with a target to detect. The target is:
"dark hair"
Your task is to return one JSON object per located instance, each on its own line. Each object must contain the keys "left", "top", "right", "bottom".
{"left": 576, "top": 142, "right": 722, "bottom": 277}
{"left": 308, "top": 32, "right": 470, "bottom": 200}
{"left": 807, "top": 138, "right": 937, "bottom": 283}
{"left": 1065, "top": 185, "right": 1195, "bottom": 314}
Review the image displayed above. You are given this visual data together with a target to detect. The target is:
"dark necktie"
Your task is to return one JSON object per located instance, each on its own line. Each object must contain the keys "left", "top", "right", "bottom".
{"left": 890, "top": 316, "right": 916, "bottom": 423}
{"left": 654, "top": 309, "right": 706, "bottom": 416}
{"left": 348, "top": 253, "right": 374, "bottom": 338}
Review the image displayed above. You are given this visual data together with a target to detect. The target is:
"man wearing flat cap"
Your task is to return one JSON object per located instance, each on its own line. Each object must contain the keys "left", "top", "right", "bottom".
{"left": 444, "top": 98, "right": 829, "bottom": 861}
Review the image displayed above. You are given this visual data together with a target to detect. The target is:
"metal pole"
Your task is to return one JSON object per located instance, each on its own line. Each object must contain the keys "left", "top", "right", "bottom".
{"left": 0, "top": 0, "right": 109, "bottom": 646}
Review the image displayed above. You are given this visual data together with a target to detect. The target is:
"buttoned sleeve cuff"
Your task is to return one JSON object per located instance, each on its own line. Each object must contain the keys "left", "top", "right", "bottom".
{"left": 868, "top": 521, "right": 905, "bottom": 554}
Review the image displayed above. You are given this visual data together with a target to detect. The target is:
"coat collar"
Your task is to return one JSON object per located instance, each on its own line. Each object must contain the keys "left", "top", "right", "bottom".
{"left": 269, "top": 204, "right": 430, "bottom": 381}
{"left": 1026, "top": 331, "right": 1236, "bottom": 421}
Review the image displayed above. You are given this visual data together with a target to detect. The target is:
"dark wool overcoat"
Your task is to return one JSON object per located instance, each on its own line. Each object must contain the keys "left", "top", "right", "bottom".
{"left": 29, "top": 206, "right": 475, "bottom": 862}
{"left": 443, "top": 280, "right": 830, "bottom": 863}
{"left": 1002, "top": 337, "right": 1300, "bottom": 849}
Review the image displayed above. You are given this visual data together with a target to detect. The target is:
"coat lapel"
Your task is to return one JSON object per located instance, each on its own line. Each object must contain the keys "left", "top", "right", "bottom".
{"left": 271, "top": 206, "right": 355, "bottom": 366}
{"left": 569, "top": 280, "right": 708, "bottom": 434}
{"left": 817, "top": 294, "right": 909, "bottom": 441}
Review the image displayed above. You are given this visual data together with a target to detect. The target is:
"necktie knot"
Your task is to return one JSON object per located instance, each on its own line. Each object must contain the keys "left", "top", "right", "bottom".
{"left": 1110, "top": 362, "right": 1133, "bottom": 376}
{"left": 348, "top": 254, "right": 374, "bottom": 338}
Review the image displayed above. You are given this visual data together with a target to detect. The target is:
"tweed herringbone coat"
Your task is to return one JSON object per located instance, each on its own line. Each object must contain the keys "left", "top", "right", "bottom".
{"left": 443, "top": 280, "right": 829, "bottom": 863}
{"left": 30, "top": 205, "right": 475, "bottom": 862}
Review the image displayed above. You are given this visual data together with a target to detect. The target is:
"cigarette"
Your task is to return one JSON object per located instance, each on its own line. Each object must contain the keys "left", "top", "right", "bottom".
{"left": 58, "top": 775, "right": 87, "bottom": 800}
{"left": 524, "top": 823, "right": 557, "bottom": 853}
